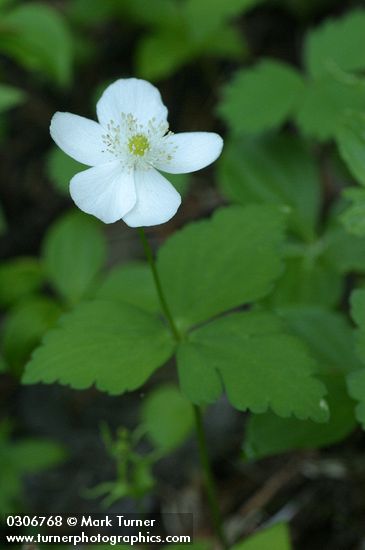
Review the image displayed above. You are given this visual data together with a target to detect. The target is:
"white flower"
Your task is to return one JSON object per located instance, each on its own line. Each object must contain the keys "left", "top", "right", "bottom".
{"left": 50, "top": 78, "right": 223, "bottom": 227}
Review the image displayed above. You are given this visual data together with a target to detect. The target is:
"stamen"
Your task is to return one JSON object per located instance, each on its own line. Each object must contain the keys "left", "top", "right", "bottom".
{"left": 101, "top": 112, "right": 177, "bottom": 169}
{"left": 128, "top": 134, "right": 150, "bottom": 156}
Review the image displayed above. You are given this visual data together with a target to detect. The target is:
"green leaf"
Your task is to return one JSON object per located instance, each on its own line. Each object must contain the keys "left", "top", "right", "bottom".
{"left": 10, "top": 439, "right": 66, "bottom": 472}
{"left": 0, "top": 257, "right": 44, "bottom": 308}
{"left": 142, "top": 385, "right": 194, "bottom": 452}
{"left": 96, "top": 261, "right": 159, "bottom": 313}
{"left": 304, "top": 10, "right": 365, "bottom": 78}
{"left": 268, "top": 255, "right": 343, "bottom": 309}
{"left": 0, "top": 0, "right": 17, "bottom": 10}
{"left": 246, "top": 307, "right": 359, "bottom": 458}
{"left": 347, "top": 289, "right": 365, "bottom": 428}
{"left": 0, "top": 423, "right": 65, "bottom": 514}
{"left": 68, "top": 0, "right": 124, "bottom": 26}
{"left": 23, "top": 301, "right": 175, "bottom": 394}
{"left": 245, "top": 377, "right": 356, "bottom": 459}
{"left": 218, "top": 135, "right": 321, "bottom": 240}
{"left": 179, "top": 311, "right": 328, "bottom": 420}
{"left": 0, "top": 3, "right": 73, "bottom": 86}
{"left": 0, "top": 83, "right": 25, "bottom": 113}
{"left": 135, "top": 0, "right": 252, "bottom": 79}
{"left": 177, "top": 341, "right": 223, "bottom": 405}
{"left": 2, "top": 297, "right": 62, "bottom": 371}
{"left": 46, "top": 147, "right": 84, "bottom": 195}
{"left": 231, "top": 523, "right": 291, "bottom": 550}
{"left": 219, "top": 60, "right": 304, "bottom": 135}
{"left": 200, "top": 25, "right": 245, "bottom": 60}
{"left": 158, "top": 205, "right": 286, "bottom": 331}
{"left": 351, "top": 289, "right": 365, "bottom": 328}
{"left": 136, "top": 30, "right": 192, "bottom": 81}
{"left": 126, "top": 0, "right": 181, "bottom": 28}
{"left": 340, "top": 188, "right": 365, "bottom": 236}
{"left": 295, "top": 73, "right": 365, "bottom": 141}
{"left": 185, "top": 0, "right": 263, "bottom": 39}
{"left": 324, "top": 223, "right": 365, "bottom": 274}
{"left": 0, "top": 355, "right": 7, "bottom": 372}
{"left": 279, "top": 306, "right": 362, "bottom": 374}
{"left": 336, "top": 112, "right": 365, "bottom": 186}
{"left": 43, "top": 211, "right": 107, "bottom": 305}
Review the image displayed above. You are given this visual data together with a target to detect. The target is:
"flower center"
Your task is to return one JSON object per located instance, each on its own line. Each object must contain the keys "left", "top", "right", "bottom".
{"left": 128, "top": 134, "right": 150, "bottom": 157}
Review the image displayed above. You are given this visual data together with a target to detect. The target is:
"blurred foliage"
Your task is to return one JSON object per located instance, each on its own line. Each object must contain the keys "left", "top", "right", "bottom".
{"left": 87, "top": 385, "right": 194, "bottom": 506}
{"left": 232, "top": 523, "right": 291, "bottom": 549}
{"left": 0, "top": 1, "right": 73, "bottom": 86}
{"left": 2, "top": 1, "right": 365, "bottom": 547}
{"left": 86, "top": 423, "right": 156, "bottom": 506}
{"left": 0, "top": 421, "right": 65, "bottom": 513}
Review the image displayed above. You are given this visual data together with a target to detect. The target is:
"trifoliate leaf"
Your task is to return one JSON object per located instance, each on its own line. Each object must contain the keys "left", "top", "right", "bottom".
{"left": 0, "top": 3, "right": 74, "bottom": 86}
{"left": 336, "top": 112, "right": 365, "bottom": 187}
{"left": 304, "top": 10, "right": 365, "bottom": 77}
{"left": 142, "top": 385, "right": 194, "bottom": 453}
{"left": 46, "top": 147, "right": 84, "bottom": 195}
{"left": 340, "top": 188, "right": 365, "bottom": 236}
{"left": 295, "top": 74, "right": 365, "bottom": 141}
{"left": 179, "top": 311, "right": 328, "bottom": 420}
{"left": 43, "top": 211, "right": 106, "bottom": 305}
{"left": 23, "top": 301, "right": 175, "bottom": 394}
{"left": 0, "top": 257, "right": 44, "bottom": 308}
{"left": 218, "top": 60, "right": 304, "bottom": 135}
{"left": 2, "top": 297, "right": 62, "bottom": 371}
{"left": 231, "top": 523, "right": 291, "bottom": 550}
{"left": 245, "top": 377, "right": 356, "bottom": 459}
{"left": 158, "top": 205, "right": 286, "bottom": 331}
{"left": 96, "top": 261, "right": 159, "bottom": 313}
{"left": 218, "top": 135, "right": 320, "bottom": 240}
{"left": 0, "top": 83, "right": 26, "bottom": 113}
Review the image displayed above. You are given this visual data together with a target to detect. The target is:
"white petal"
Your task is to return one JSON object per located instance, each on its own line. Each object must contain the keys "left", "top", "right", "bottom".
{"left": 50, "top": 112, "right": 114, "bottom": 166}
{"left": 155, "top": 132, "right": 223, "bottom": 174}
{"left": 96, "top": 78, "right": 168, "bottom": 129}
{"left": 70, "top": 161, "right": 136, "bottom": 224}
{"left": 123, "top": 168, "right": 181, "bottom": 227}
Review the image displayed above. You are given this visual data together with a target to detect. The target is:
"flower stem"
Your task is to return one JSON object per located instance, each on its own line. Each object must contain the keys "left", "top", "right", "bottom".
{"left": 138, "top": 228, "right": 180, "bottom": 341}
{"left": 138, "top": 228, "right": 228, "bottom": 548}
{"left": 193, "top": 405, "right": 229, "bottom": 550}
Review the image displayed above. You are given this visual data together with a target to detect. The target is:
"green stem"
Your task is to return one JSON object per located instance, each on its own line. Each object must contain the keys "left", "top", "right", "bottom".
{"left": 193, "top": 405, "right": 229, "bottom": 550}
{"left": 138, "top": 228, "right": 180, "bottom": 341}
{"left": 138, "top": 227, "right": 228, "bottom": 548}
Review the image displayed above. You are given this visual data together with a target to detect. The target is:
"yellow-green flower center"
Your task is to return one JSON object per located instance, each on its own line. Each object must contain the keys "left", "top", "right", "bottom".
{"left": 128, "top": 134, "right": 150, "bottom": 156}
